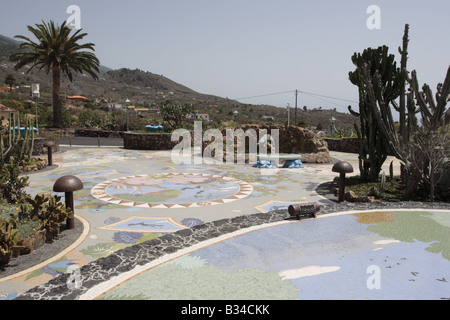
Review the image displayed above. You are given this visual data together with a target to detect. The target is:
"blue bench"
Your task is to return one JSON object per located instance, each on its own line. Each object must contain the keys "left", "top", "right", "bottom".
{"left": 253, "top": 154, "right": 304, "bottom": 169}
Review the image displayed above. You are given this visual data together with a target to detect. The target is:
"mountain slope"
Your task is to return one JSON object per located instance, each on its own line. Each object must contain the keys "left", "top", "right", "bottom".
{"left": 0, "top": 34, "right": 21, "bottom": 57}
{"left": 0, "top": 34, "right": 237, "bottom": 106}
{"left": 0, "top": 34, "right": 357, "bottom": 128}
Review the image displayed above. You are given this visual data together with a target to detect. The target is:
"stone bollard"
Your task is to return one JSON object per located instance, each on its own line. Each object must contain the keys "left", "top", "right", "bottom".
{"left": 332, "top": 161, "right": 354, "bottom": 202}
{"left": 43, "top": 140, "right": 56, "bottom": 166}
{"left": 53, "top": 176, "right": 83, "bottom": 229}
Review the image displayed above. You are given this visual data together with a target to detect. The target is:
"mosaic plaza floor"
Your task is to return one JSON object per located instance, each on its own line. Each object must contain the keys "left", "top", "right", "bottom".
{"left": 0, "top": 147, "right": 449, "bottom": 300}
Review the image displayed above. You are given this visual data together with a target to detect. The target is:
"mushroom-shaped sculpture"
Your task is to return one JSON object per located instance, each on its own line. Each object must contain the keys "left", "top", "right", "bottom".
{"left": 332, "top": 161, "right": 354, "bottom": 203}
{"left": 43, "top": 140, "right": 56, "bottom": 166}
{"left": 53, "top": 176, "right": 84, "bottom": 229}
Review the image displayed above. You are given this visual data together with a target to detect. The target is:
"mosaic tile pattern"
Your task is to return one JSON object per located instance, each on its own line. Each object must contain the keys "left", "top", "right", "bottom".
{"left": 91, "top": 173, "right": 253, "bottom": 208}
{"left": 14, "top": 201, "right": 450, "bottom": 300}
{"left": 98, "top": 217, "right": 187, "bottom": 233}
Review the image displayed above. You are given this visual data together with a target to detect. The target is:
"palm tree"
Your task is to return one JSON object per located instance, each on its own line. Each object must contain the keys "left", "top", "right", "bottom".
{"left": 4, "top": 74, "right": 16, "bottom": 92}
{"left": 10, "top": 21, "right": 100, "bottom": 128}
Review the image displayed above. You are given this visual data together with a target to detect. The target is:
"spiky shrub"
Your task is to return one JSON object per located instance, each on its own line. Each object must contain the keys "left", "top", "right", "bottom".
{"left": 0, "top": 216, "right": 19, "bottom": 266}
{"left": 0, "top": 160, "right": 29, "bottom": 204}
{"left": 25, "top": 195, "right": 72, "bottom": 241}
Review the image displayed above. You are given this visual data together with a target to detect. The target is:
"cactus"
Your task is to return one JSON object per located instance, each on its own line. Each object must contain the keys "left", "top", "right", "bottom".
{"left": 410, "top": 66, "right": 450, "bottom": 131}
{"left": 1, "top": 112, "right": 36, "bottom": 168}
{"left": 379, "top": 171, "right": 386, "bottom": 193}
{"left": 0, "top": 216, "right": 19, "bottom": 266}
{"left": 0, "top": 159, "right": 29, "bottom": 203}
{"left": 26, "top": 194, "right": 72, "bottom": 241}
{"left": 349, "top": 45, "right": 404, "bottom": 182}
{"left": 18, "top": 117, "right": 35, "bottom": 164}
{"left": 26, "top": 194, "right": 49, "bottom": 219}
{"left": 389, "top": 160, "right": 394, "bottom": 182}
{"left": 1, "top": 112, "right": 21, "bottom": 167}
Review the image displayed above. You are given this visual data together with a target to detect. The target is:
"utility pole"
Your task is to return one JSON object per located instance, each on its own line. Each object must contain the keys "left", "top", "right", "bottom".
{"left": 287, "top": 103, "right": 290, "bottom": 126}
{"left": 294, "top": 90, "right": 298, "bottom": 126}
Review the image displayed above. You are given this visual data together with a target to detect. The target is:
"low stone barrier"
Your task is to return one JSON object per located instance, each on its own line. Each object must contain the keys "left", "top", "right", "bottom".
{"left": 123, "top": 125, "right": 332, "bottom": 164}
{"left": 324, "top": 138, "right": 394, "bottom": 156}
{"left": 123, "top": 132, "right": 178, "bottom": 150}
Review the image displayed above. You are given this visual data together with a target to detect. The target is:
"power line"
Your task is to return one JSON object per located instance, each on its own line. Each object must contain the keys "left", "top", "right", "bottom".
{"left": 235, "top": 89, "right": 358, "bottom": 105}
{"left": 235, "top": 90, "right": 295, "bottom": 101}
{"left": 300, "top": 92, "right": 353, "bottom": 109}
{"left": 298, "top": 90, "right": 358, "bottom": 104}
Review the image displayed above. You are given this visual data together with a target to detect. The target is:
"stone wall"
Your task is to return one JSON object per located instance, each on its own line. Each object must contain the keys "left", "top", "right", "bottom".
{"left": 324, "top": 138, "right": 394, "bottom": 155}
{"left": 124, "top": 132, "right": 178, "bottom": 150}
{"left": 75, "top": 129, "right": 124, "bottom": 138}
{"left": 324, "top": 138, "right": 361, "bottom": 153}
{"left": 235, "top": 124, "right": 331, "bottom": 163}
{"left": 123, "top": 125, "right": 331, "bottom": 164}
{"left": 39, "top": 127, "right": 75, "bottom": 137}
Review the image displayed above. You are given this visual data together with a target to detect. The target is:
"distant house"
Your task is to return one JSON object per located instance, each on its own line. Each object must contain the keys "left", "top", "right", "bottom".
{"left": 65, "top": 104, "right": 82, "bottom": 110}
{"left": 135, "top": 108, "right": 149, "bottom": 117}
{"left": 67, "top": 95, "right": 88, "bottom": 102}
{"left": 197, "top": 114, "right": 210, "bottom": 121}
{"left": 261, "top": 115, "right": 275, "bottom": 122}
{"left": 0, "top": 86, "right": 14, "bottom": 92}
{"left": 108, "top": 103, "right": 123, "bottom": 110}
{"left": 0, "top": 104, "right": 18, "bottom": 126}
{"left": 188, "top": 113, "right": 210, "bottom": 121}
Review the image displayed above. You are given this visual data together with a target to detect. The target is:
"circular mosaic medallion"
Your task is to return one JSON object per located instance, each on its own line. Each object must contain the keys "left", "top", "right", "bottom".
{"left": 91, "top": 173, "right": 253, "bottom": 208}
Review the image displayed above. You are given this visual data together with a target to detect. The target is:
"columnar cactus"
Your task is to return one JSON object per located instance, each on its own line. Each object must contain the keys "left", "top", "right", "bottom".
{"left": 1, "top": 112, "right": 21, "bottom": 167}
{"left": 349, "top": 45, "right": 404, "bottom": 182}
{"left": 0, "top": 216, "right": 19, "bottom": 266}
{"left": 1, "top": 112, "right": 36, "bottom": 167}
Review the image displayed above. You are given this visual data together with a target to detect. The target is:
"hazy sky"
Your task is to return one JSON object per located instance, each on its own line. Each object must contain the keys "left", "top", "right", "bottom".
{"left": 1, "top": 0, "right": 449, "bottom": 113}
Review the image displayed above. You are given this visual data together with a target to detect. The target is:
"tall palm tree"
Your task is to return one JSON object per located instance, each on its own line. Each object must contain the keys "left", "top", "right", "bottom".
{"left": 4, "top": 74, "right": 16, "bottom": 92}
{"left": 10, "top": 21, "right": 100, "bottom": 128}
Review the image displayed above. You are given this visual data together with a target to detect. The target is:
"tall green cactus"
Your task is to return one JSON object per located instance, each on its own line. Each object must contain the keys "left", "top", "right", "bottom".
{"left": 349, "top": 45, "right": 404, "bottom": 182}
{"left": 0, "top": 216, "right": 19, "bottom": 266}
{"left": 1, "top": 112, "right": 21, "bottom": 167}
{"left": 410, "top": 66, "right": 450, "bottom": 130}
{"left": 1, "top": 112, "right": 36, "bottom": 167}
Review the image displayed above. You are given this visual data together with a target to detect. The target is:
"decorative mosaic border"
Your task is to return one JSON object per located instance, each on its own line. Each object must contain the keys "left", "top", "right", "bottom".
{"left": 254, "top": 200, "right": 309, "bottom": 213}
{"left": 97, "top": 216, "right": 188, "bottom": 233}
{"left": 14, "top": 201, "right": 450, "bottom": 300}
{"left": 90, "top": 173, "right": 254, "bottom": 208}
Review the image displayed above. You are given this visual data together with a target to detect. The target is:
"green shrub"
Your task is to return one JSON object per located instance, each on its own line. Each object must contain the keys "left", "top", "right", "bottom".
{"left": 0, "top": 160, "right": 29, "bottom": 204}
{"left": 0, "top": 215, "right": 19, "bottom": 266}
{"left": 25, "top": 194, "right": 72, "bottom": 241}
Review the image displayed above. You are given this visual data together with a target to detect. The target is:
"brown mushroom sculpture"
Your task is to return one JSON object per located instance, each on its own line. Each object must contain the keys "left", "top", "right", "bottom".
{"left": 43, "top": 140, "right": 56, "bottom": 166}
{"left": 53, "top": 176, "right": 84, "bottom": 229}
{"left": 332, "top": 161, "right": 354, "bottom": 202}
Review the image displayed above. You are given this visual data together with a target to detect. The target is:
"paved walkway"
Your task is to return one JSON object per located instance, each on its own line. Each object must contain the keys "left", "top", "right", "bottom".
{"left": 0, "top": 148, "right": 449, "bottom": 300}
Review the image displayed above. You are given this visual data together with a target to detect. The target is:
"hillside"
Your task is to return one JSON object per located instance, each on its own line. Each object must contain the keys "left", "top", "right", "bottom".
{"left": 0, "top": 34, "right": 357, "bottom": 130}
{"left": 0, "top": 34, "right": 239, "bottom": 106}
{"left": 0, "top": 35, "right": 21, "bottom": 57}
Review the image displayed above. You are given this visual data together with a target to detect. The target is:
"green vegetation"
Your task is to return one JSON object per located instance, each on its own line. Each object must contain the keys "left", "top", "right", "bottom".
{"left": 349, "top": 24, "right": 449, "bottom": 201}
{"left": 10, "top": 20, "right": 100, "bottom": 128}
{"left": 0, "top": 115, "right": 74, "bottom": 266}
{"left": 345, "top": 176, "right": 409, "bottom": 202}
